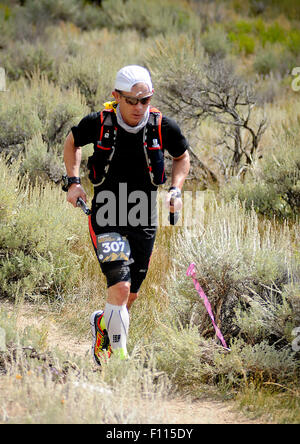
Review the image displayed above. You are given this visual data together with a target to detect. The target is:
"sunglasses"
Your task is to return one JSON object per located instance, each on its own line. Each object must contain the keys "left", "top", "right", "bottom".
{"left": 118, "top": 91, "right": 153, "bottom": 106}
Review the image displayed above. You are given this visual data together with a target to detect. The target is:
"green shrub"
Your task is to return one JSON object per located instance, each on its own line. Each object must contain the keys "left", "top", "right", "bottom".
{"left": 0, "top": 157, "right": 20, "bottom": 222}
{"left": 57, "top": 28, "right": 151, "bottom": 109}
{"left": 159, "top": 196, "right": 300, "bottom": 391}
{"left": 228, "top": 31, "right": 256, "bottom": 55}
{"left": 253, "top": 17, "right": 266, "bottom": 36}
{"left": 259, "top": 22, "right": 286, "bottom": 46}
{"left": 221, "top": 178, "right": 285, "bottom": 217}
{"left": 263, "top": 0, "right": 300, "bottom": 20}
{"left": 153, "top": 324, "right": 298, "bottom": 392}
{"left": 3, "top": 0, "right": 104, "bottom": 42}
{"left": 202, "top": 27, "right": 231, "bottom": 58}
{"left": 234, "top": 285, "right": 300, "bottom": 346}
{"left": 253, "top": 46, "right": 279, "bottom": 75}
{"left": 147, "top": 33, "right": 206, "bottom": 78}
{"left": 0, "top": 85, "right": 42, "bottom": 154}
{"left": 20, "top": 134, "right": 64, "bottom": 183}
{"left": 0, "top": 3, "right": 11, "bottom": 20}
{"left": 234, "top": 20, "right": 253, "bottom": 34}
{"left": 286, "top": 30, "right": 300, "bottom": 56}
{"left": 72, "top": 2, "right": 106, "bottom": 30}
{"left": 226, "top": 19, "right": 257, "bottom": 55}
{"left": 258, "top": 147, "right": 300, "bottom": 217}
{"left": 255, "top": 73, "right": 283, "bottom": 104}
{"left": 0, "top": 158, "right": 90, "bottom": 301}
{"left": 22, "top": 0, "right": 79, "bottom": 26}
{"left": 3, "top": 41, "right": 56, "bottom": 81}
{"left": 58, "top": 54, "right": 104, "bottom": 110}
{"left": 0, "top": 74, "right": 88, "bottom": 166}
{"left": 99, "top": 0, "right": 200, "bottom": 37}
{"left": 230, "top": 0, "right": 300, "bottom": 20}
{"left": 223, "top": 125, "right": 300, "bottom": 219}
{"left": 153, "top": 323, "right": 223, "bottom": 389}
{"left": 165, "top": 198, "right": 299, "bottom": 347}
{"left": 226, "top": 18, "right": 298, "bottom": 69}
{"left": 0, "top": 8, "right": 13, "bottom": 49}
{"left": 213, "top": 339, "right": 298, "bottom": 385}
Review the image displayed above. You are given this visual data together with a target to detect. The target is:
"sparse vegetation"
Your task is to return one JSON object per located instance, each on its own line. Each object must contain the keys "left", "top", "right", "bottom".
{"left": 0, "top": 0, "right": 300, "bottom": 424}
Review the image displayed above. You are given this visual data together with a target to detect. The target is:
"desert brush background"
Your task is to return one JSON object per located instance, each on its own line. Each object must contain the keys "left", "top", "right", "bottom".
{"left": 0, "top": 0, "right": 300, "bottom": 424}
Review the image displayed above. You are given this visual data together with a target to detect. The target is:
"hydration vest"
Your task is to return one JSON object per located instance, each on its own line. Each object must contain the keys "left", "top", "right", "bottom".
{"left": 87, "top": 107, "right": 167, "bottom": 187}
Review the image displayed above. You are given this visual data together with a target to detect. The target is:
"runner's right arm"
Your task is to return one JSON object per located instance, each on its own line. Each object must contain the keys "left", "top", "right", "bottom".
{"left": 63, "top": 132, "right": 87, "bottom": 207}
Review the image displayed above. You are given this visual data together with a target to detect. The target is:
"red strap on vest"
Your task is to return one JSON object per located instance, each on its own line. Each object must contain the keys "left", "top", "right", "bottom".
{"left": 99, "top": 109, "right": 115, "bottom": 143}
{"left": 149, "top": 107, "right": 163, "bottom": 149}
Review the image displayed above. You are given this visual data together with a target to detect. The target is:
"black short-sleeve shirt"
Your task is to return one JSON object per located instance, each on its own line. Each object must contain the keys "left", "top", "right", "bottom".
{"left": 71, "top": 109, "right": 188, "bottom": 227}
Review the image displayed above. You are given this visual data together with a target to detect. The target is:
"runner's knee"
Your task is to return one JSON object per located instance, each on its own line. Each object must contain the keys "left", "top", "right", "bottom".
{"left": 108, "top": 281, "right": 131, "bottom": 306}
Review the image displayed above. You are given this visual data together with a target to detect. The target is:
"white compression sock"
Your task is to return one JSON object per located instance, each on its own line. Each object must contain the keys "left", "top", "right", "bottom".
{"left": 104, "top": 303, "right": 129, "bottom": 359}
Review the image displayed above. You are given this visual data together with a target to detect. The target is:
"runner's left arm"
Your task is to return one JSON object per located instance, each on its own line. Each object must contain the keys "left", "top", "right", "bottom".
{"left": 170, "top": 150, "right": 190, "bottom": 191}
{"left": 167, "top": 150, "right": 190, "bottom": 213}
{"left": 161, "top": 116, "right": 190, "bottom": 212}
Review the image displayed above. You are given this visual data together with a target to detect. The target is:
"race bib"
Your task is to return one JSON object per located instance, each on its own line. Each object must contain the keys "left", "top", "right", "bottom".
{"left": 97, "top": 232, "right": 131, "bottom": 263}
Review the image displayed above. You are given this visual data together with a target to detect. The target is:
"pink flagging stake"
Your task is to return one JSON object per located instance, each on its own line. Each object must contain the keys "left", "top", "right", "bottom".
{"left": 186, "top": 263, "right": 230, "bottom": 351}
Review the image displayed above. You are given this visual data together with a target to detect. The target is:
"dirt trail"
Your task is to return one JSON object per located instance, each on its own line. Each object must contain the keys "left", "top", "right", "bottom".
{"left": 2, "top": 302, "right": 265, "bottom": 424}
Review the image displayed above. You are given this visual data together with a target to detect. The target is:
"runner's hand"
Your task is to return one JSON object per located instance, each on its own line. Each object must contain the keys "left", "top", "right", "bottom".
{"left": 67, "top": 184, "right": 87, "bottom": 208}
{"left": 165, "top": 189, "right": 182, "bottom": 213}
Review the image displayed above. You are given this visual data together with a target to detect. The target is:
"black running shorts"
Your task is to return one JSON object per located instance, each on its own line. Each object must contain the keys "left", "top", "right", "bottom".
{"left": 88, "top": 215, "right": 157, "bottom": 293}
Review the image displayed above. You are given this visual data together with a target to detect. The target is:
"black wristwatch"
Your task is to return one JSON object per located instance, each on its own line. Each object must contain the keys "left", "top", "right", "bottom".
{"left": 62, "top": 175, "right": 81, "bottom": 192}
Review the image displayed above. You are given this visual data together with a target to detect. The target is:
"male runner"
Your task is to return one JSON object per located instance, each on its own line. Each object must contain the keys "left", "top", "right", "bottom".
{"left": 63, "top": 65, "right": 190, "bottom": 364}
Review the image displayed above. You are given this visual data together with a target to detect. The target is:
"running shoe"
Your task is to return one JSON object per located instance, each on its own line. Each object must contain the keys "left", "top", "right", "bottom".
{"left": 90, "top": 310, "right": 111, "bottom": 366}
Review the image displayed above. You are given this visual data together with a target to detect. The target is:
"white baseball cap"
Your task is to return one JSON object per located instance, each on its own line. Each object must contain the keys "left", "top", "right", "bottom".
{"left": 114, "top": 65, "right": 153, "bottom": 93}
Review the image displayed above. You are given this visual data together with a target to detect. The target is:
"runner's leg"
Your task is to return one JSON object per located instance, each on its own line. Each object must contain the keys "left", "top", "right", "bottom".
{"left": 104, "top": 281, "right": 130, "bottom": 358}
{"left": 125, "top": 227, "right": 157, "bottom": 309}
{"left": 127, "top": 292, "right": 138, "bottom": 310}
{"left": 88, "top": 219, "right": 132, "bottom": 361}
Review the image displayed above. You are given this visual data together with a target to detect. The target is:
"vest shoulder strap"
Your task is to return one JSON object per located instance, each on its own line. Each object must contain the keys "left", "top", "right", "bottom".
{"left": 89, "top": 107, "right": 166, "bottom": 187}
{"left": 148, "top": 108, "right": 163, "bottom": 149}
{"left": 97, "top": 110, "right": 117, "bottom": 150}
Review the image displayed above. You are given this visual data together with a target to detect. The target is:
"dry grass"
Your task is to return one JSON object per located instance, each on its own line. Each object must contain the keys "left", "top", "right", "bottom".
{"left": 0, "top": 351, "right": 171, "bottom": 424}
{"left": 0, "top": 0, "right": 300, "bottom": 424}
{"left": 0, "top": 301, "right": 172, "bottom": 424}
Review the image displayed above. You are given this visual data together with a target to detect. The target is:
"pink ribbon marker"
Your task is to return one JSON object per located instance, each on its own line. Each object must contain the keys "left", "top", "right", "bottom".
{"left": 186, "top": 263, "right": 230, "bottom": 350}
